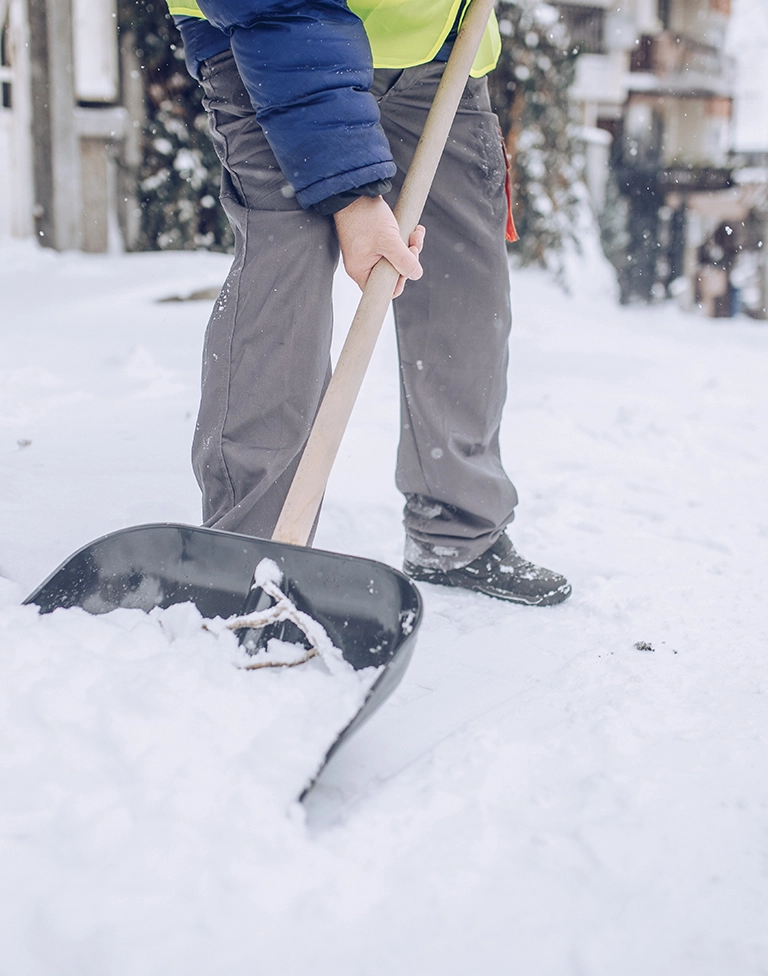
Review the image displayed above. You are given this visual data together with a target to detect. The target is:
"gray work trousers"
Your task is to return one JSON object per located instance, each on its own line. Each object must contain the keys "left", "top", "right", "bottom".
{"left": 193, "top": 50, "right": 518, "bottom": 570}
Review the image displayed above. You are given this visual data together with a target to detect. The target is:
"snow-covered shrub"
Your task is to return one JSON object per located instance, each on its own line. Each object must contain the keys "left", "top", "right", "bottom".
{"left": 118, "top": 0, "right": 233, "bottom": 252}
{"left": 489, "top": 0, "right": 583, "bottom": 280}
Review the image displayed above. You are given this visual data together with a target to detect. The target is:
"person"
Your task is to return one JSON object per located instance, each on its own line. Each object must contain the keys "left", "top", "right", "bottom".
{"left": 168, "top": 0, "right": 571, "bottom": 606}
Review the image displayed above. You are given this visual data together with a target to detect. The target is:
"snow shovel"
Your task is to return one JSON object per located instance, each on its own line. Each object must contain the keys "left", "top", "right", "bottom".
{"left": 24, "top": 0, "right": 497, "bottom": 789}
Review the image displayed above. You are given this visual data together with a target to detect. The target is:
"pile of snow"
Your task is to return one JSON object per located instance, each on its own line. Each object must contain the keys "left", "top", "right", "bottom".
{"left": 0, "top": 591, "right": 379, "bottom": 973}
{"left": 0, "top": 595, "right": 376, "bottom": 805}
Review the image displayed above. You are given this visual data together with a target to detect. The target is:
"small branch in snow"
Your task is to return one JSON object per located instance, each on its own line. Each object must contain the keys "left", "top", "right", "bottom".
{"left": 206, "top": 559, "right": 350, "bottom": 675}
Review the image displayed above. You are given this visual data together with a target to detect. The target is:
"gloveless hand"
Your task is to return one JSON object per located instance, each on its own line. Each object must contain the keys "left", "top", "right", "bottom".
{"left": 333, "top": 195, "right": 425, "bottom": 298}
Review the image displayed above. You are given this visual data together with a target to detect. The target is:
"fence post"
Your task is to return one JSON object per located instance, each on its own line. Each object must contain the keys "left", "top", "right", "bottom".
{"left": 27, "top": 0, "right": 81, "bottom": 249}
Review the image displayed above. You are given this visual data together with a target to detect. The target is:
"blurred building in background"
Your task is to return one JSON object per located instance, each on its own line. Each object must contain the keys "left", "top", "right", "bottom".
{"left": 560, "top": 0, "right": 767, "bottom": 316}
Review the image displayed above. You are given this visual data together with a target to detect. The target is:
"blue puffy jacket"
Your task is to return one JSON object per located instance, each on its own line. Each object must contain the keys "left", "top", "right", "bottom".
{"left": 188, "top": 0, "right": 396, "bottom": 209}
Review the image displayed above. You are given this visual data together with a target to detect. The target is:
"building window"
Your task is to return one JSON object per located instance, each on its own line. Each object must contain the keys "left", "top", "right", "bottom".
{"left": 630, "top": 35, "right": 655, "bottom": 72}
{"left": 555, "top": 5, "right": 606, "bottom": 55}
{"left": 1, "top": 13, "right": 11, "bottom": 110}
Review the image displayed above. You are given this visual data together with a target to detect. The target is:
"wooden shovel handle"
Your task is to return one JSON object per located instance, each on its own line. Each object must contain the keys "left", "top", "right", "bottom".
{"left": 272, "top": 0, "right": 498, "bottom": 546}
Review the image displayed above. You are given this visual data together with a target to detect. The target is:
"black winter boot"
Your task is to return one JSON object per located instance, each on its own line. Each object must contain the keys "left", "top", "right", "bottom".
{"left": 403, "top": 534, "right": 572, "bottom": 606}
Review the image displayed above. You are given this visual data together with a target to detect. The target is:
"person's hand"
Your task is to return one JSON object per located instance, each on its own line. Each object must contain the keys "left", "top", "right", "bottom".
{"left": 333, "top": 196, "right": 425, "bottom": 298}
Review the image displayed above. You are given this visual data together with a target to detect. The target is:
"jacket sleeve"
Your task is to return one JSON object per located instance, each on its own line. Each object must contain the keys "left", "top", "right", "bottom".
{"left": 195, "top": 0, "right": 397, "bottom": 209}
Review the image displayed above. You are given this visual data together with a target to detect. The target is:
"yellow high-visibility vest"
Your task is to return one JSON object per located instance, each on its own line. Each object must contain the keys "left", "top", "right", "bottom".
{"left": 167, "top": 0, "right": 501, "bottom": 77}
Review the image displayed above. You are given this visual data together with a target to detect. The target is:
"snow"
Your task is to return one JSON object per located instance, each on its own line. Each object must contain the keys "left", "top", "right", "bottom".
{"left": 0, "top": 597, "right": 376, "bottom": 811}
{"left": 1, "top": 239, "right": 767, "bottom": 974}
{"left": 252, "top": 556, "right": 284, "bottom": 589}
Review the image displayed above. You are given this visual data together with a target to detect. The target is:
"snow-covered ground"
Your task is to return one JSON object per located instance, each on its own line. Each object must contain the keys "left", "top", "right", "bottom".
{"left": 1, "top": 241, "right": 766, "bottom": 975}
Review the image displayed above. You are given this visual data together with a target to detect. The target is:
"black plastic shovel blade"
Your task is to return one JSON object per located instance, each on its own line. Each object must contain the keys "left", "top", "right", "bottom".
{"left": 24, "top": 523, "right": 422, "bottom": 789}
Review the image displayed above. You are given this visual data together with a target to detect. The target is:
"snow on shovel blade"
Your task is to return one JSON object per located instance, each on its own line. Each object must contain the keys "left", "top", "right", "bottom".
{"left": 24, "top": 522, "right": 422, "bottom": 790}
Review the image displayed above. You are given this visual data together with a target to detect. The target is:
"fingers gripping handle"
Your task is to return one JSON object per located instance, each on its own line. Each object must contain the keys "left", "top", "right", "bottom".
{"left": 271, "top": 0, "right": 498, "bottom": 547}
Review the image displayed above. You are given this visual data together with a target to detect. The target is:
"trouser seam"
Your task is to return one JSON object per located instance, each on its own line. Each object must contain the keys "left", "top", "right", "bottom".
{"left": 202, "top": 63, "right": 246, "bottom": 511}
